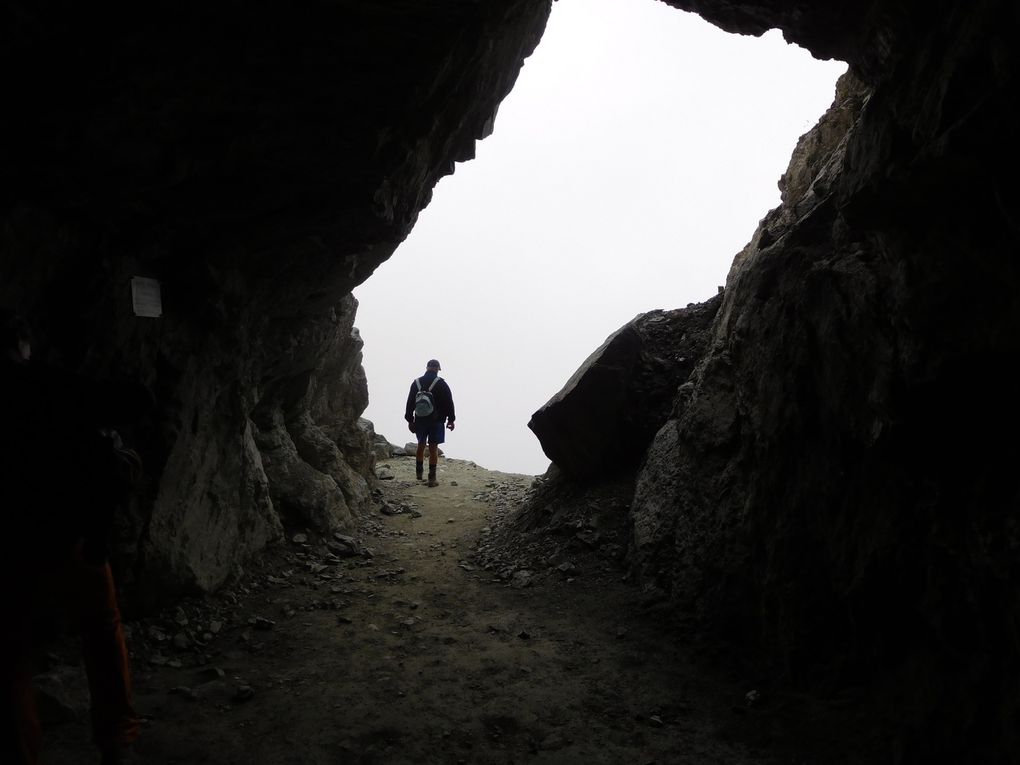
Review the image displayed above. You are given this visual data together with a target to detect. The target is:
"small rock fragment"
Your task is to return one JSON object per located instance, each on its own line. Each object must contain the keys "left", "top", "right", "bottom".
{"left": 234, "top": 685, "right": 256, "bottom": 702}
{"left": 510, "top": 571, "right": 533, "bottom": 589}
{"left": 329, "top": 535, "right": 361, "bottom": 557}
{"left": 194, "top": 667, "right": 226, "bottom": 684}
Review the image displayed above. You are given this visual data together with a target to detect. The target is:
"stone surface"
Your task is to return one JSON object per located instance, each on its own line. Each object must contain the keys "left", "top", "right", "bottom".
{"left": 528, "top": 300, "right": 721, "bottom": 480}
{"left": 628, "top": 8, "right": 1020, "bottom": 761}
{"left": 528, "top": 2, "right": 1019, "bottom": 759}
{"left": 0, "top": 1, "right": 551, "bottom": 600}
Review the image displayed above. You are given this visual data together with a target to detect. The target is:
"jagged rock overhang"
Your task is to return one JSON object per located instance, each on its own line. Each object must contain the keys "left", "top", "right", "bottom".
{"left": 1, "top": 0, "right": 556, "bottom": 599}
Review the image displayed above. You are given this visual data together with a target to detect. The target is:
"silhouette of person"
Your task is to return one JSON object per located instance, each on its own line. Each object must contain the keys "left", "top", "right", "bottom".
{"left": 405, "top": 359, "right": 456, "bottom": 486}
{"left": 0, "top": 308, "right": 147, "bottom": 765}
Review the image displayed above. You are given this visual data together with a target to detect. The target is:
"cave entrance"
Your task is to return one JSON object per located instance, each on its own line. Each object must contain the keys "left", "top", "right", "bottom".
{"left": 354, "top": 0, "right": 846, "bottom": 475}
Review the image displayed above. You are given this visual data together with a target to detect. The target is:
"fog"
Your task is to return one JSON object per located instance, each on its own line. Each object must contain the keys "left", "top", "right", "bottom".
{"left": 353, "top": 0, "right": 847, "bottom": 476}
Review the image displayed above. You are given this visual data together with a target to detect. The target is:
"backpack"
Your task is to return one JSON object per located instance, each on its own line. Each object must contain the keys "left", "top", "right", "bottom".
{"left": 414, "top": 377, "right": 441, "bottom": 420}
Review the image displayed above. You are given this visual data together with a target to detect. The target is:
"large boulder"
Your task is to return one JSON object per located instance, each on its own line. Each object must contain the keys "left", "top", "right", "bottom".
{"left": 528, "top": 298, "right": 721, "bottom": 480}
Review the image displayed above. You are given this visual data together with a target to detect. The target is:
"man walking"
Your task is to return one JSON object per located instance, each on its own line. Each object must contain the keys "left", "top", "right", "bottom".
{"left": 405, "top": 359, "right": 455, "bottom": 487}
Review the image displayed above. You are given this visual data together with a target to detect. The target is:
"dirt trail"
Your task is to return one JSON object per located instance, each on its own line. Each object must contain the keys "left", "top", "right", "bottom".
{"left": 42, "top": 457, "right": 780, "bottom": 765}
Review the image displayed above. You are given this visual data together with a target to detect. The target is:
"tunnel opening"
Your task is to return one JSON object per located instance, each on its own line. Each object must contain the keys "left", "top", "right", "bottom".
{"left": 3, "top": 0, "right": 1019, "bottom": 762}
{"left": 354, "top": 0, "right": 846, "bottom": 477}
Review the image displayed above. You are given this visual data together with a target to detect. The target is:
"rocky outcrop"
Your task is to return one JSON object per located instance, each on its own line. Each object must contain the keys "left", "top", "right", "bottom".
{"left": 138, "top": 296, "right": 374, "bottom": 597}
{"left": 526, "top": 2, "right": 1020, "bottom": 759}
{"left": 528, "top": 298, "right": 722, "bottom": 480}
{"left": 0, "top": 1, "right": 552, "bottom": 599}
{"left": 633, "top": 6, "right": 1019, "bottom": 762}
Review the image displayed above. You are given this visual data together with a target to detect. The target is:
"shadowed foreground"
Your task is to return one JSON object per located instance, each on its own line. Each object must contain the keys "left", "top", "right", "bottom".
{"left": 41, "top": 456, "right": 874, "bottom": 765}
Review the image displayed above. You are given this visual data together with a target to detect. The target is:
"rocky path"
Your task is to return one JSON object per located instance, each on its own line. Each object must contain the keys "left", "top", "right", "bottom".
{"left": 42, "top": 457, "right": 785, "bottom": 765}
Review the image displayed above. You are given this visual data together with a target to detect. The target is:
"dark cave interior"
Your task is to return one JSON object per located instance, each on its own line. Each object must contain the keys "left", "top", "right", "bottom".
{"left": 2, "top": 1, "right": 1019, "bottom": 762}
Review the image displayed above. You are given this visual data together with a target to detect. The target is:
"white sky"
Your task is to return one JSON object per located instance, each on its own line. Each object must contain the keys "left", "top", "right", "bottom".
{"left": 353, "top": 0, "right": 847, "bottom": 476}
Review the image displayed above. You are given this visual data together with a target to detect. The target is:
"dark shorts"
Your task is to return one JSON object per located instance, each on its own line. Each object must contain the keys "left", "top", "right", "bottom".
{"left": 415, "top": 421, "right": 446, "bottom": 446}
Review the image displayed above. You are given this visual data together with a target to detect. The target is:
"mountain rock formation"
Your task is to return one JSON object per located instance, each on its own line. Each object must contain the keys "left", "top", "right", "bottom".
{"left": 1, "top": 0, "right": 551, "bottom": 601}
{"left": 528, "top": 297, "right": 722, "bottom": 480}
{"left": 2, "top": 0, "right": 1017, "bottom": 760}
{"left": 529, "top": 2, "right": 1020, "bottom": 761}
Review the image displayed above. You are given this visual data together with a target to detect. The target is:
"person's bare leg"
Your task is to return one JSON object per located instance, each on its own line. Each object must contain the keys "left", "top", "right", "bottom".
{"left": 427, "top": 443, "right": 439, "bottom": 487}
{"left": 415, "top": 442, "right": 425, "bottom": 480}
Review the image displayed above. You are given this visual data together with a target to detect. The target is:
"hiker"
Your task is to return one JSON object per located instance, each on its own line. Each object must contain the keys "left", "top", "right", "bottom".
{"left": 405, "top": 358, "right": 456, "bottom": 487}
{"left": 0, "top": 309, "right": 148, "bottom": 765}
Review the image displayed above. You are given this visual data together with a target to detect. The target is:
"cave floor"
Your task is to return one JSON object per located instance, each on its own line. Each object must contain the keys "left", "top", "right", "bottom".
{"left": 41, "top": 456, "right": 867, "bottom": 765}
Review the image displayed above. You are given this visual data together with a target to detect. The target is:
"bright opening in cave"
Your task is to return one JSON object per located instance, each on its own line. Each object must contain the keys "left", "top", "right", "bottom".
{"left": 354, "top": 0, "right": 847, "bottom": 475}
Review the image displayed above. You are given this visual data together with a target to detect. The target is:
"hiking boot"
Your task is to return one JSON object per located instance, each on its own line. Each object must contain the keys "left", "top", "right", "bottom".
{"left": 427, "top": 478, "right": 439, "bottom": 487}
{"left": 415, "top": 460, "right": 424, "bottom": 481}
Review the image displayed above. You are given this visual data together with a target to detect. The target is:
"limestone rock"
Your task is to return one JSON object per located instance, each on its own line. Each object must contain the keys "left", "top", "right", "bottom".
{"left": 0, "top": 1, "right": 550, "bottom": 600}
{"left": 252, "top": 406, "right": 352, "bottom": 533}
{"left": 629, "top": 10, "right": 1020, "bottom": 761}
{"left": 528, "top": 299, "right": 721, "bottom": 480}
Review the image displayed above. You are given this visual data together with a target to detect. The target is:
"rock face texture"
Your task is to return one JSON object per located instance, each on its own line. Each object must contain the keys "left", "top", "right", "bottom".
{"left": 0, "top": 1, "right": 552, "bottom": 600}
{"left": 528, "top": 298, "right": 722, "bottom": 480}
{"left": 2, "top": 0, "right": 1019, "bottom": 760}
{"left": 529, "top": 1, "right": 1020, "bottom": 760}
{"left": 632, "top": 3, "right": 1019, "bottom": 755}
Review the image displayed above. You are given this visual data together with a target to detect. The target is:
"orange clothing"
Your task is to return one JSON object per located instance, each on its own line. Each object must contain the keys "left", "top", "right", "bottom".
{"left": 2, "top": 546, "right": 140, "bottom": 764}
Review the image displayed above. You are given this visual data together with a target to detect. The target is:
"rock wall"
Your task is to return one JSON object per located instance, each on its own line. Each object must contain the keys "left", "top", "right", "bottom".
{"left": 630, "top": 2, "right": 1018, "bottom": 761}
{"left": 0, "top": 1, "right": 552, "bottom": 602}
{"left": 525, "top": 1, "right": 1018, "bottom": 759}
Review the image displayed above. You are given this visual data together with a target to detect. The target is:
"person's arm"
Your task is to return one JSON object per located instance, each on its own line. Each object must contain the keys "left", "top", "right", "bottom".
{"left": 405, "top": 382, "right": 416, "bottom": 429}
{"left": 443, "top": 381, "right": 455, "bottom": 428}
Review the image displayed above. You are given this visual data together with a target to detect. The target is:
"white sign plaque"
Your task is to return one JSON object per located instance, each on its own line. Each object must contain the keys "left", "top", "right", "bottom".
{"left": 131, "top": 276, "right": 163, "bottom": 318}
